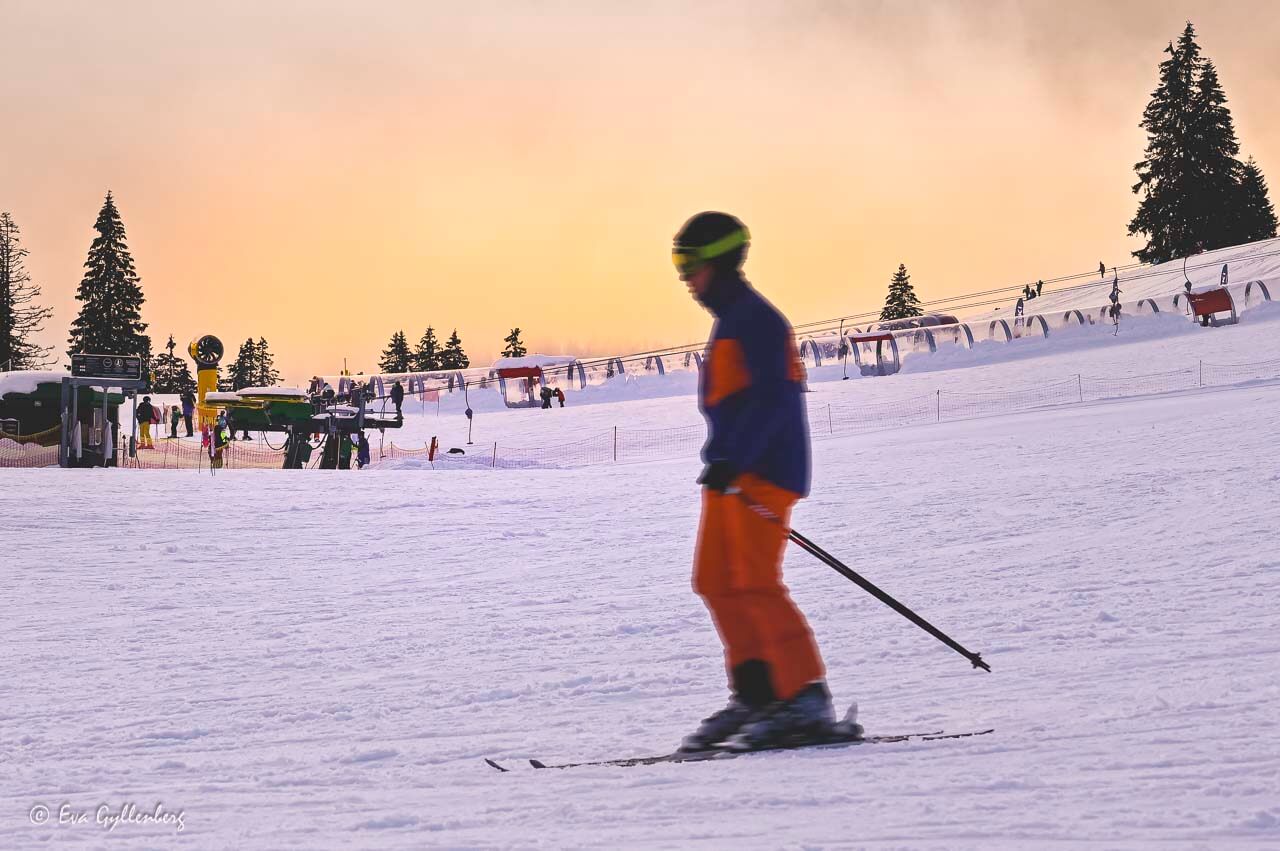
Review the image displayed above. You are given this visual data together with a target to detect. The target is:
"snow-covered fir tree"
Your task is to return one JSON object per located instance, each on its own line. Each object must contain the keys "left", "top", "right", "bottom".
{"left": 880, "top": 264, "right": 922, "bottom": 321}
{"left": 151, "top": 334, "right": 196, "bottom": 394}
{"left": 413, "top": 326, "right": 441, "bottom": 372}
{"left": 0, "top": 212, "right": 52, "bottom": 370}
{"left": 65, "top": 192, "right": 151, "bottom": 369}
{"left": 440, "top": 329, "right": 469, "bottom": 369}
{"left": 501, "top": 327, "right": 527, "bottom": 358}
{"left": 379, "top": 330, "right": 412, "bottom": 373}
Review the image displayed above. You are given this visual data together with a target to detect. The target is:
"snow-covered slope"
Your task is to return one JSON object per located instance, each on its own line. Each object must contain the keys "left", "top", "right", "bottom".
{"left": 981, "top": 236, "right": 1280, "bottom": 322}
{"left": 2, "top": 303, "right": 1279, "bottom": 848}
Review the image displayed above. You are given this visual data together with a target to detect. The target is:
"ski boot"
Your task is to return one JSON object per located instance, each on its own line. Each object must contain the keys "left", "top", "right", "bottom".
{"left": 679, "top": 697, "right": 757, "bottom": 753}
{"left": 725, "top": 681, "right": 837, "bottom": 751}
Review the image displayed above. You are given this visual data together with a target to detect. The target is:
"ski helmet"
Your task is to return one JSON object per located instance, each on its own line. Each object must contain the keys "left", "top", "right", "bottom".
{"left": 672, "top": 212, "right": 750, "bottom": 277}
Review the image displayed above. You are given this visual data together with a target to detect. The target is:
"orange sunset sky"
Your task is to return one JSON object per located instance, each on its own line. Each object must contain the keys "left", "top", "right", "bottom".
{"left": 3, "top": 1, "right": 1278, "bottom": 383}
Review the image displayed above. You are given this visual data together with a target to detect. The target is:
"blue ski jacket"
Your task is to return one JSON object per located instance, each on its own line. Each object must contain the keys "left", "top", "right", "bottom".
{"left": 698, "top": 272, "right": 811, "bottom": 497}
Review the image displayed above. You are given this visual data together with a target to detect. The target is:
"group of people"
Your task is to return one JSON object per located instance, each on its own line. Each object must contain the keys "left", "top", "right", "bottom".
{"left": 539, "top": 384, "right": 566, "bottom": 409}
{"left": 1021, "top": 280, "right": 1045, "bottom": 300}
{"left": 133, "top": 392, "right": 197, "bottom": 448}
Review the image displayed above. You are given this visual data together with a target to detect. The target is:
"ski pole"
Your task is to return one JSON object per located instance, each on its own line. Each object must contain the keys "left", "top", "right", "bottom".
{"left": 731, "top": 488, "right": 991, "bottom": 672}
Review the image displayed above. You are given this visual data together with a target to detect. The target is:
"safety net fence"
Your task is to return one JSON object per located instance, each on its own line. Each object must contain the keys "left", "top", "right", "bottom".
{"left": 4, "top": 355, "right": 1277, "bottom": 469}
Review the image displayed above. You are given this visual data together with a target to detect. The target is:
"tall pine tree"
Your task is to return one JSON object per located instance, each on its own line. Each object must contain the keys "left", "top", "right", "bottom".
{"left": 1129, "top": 29, "right": 1199, "bottom": 263}
{"left": 0, "top": 212, "right": 53, "bottom": 370}
{"left": 413, "top": 326, "right": 441, "bottom": 372}
{"left": 879, "top": 264, "right": 922, "bottom": 321}
{"left": 252, "top": 337, "right": 280, "bottom": 387}
{"left": 1129, "top": 23, "right": 1268, "bottom": 262}
{"left": 379, "top": 330, "right": 412, "bottom": 373}
{"left": 501, "top": 327, "right": 527, "bottom": 358}
{"left": 1235, "top": 157, "right": 1279, "bottom": 243}
{"left": 1186, "top": 59, "right": 1243, "bottom": 252}
{"left": 440, "top": 329, "right": 469, "bottom": 369}
{"left": 151, "top": 334, "right": 196, "bottom": 394}
{"left": 66, "top": 192, "right": 152, "bottom": 369}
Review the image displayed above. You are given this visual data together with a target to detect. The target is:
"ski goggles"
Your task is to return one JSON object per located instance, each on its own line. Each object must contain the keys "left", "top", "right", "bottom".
{"left": 672, "top": 227, "right": 750, "bottom": 277}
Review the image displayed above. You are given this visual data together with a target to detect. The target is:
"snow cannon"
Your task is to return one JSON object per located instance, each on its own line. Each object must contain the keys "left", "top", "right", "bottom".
{"left": 188, "top": 335, "right": 224, "bottom": 428}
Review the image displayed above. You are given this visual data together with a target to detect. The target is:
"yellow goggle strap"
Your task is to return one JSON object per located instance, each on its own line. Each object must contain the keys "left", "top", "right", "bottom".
{"left": 672, "top": 227, "right": 750, "bottom": 271}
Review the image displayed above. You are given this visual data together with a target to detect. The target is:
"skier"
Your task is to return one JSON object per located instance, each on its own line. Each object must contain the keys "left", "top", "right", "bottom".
{"left": 211, "top": 412, "right": 231, "bottom": 468}
{"left": 672, "top": 211, "right": 834, "bottom": 753}
{"left": 1109, "top": 279, "right": 1123, "bottom": 334}
{"left": 169, "top": 403, "right": 181, "bottom": 439}
{"left": 180, "top": 390, "right": 196, "bottom": 437}
{"left": 356, "top": 431, "right": 371, "bottom": 468}
{"left": 390, "top": 380, "right": 405, "bottom": 417}
{"left": 1036, "top": 279, "right": 1043, "bottom": 297}
{"left": 554, "top": 387, "right": 566, "bottom": 408}
{"left": 540, "top": 385, "right": 553, "bottom": 409}
{"left": 136, "top": 395, "right": 156, "bottom": 449}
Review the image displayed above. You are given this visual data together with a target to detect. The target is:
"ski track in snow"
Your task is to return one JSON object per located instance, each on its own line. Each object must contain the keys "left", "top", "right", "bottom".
{"left": 3, "top": 318, "right": 1280, "bottom": 848}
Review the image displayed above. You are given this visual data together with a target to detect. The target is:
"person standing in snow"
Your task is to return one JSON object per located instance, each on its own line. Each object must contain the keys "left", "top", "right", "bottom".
{"left": 390, "top": 380, "right": 405, "bottom": 417}
{"left": 180, "top": 390, "right": 196, "bottom": 437}
{"left": 672, "top": 211, "right": 833, "bottom": 752}
{"left": 554, "top": 387, "right": 566, "bottom": 408}
{"left": 356, "top": 431, "right": 371, "bottom": 468}
{"left": 169, "top": 404, "right": 181, "bottom": 438}
{"left": 136, "top": 395, "right": 156, "bottom": 449}
{"left": 540, "top": 385, "right": 553, "bottom": 409}
{"left": 1036, "top": 280, "right": 1044, "bottom": 297}
{"left": 211, "top": 411, "right": 231, "bottom": 468}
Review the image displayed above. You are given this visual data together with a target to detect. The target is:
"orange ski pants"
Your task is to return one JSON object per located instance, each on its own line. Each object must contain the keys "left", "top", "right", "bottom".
{"left": 693, "top": 473, "right": 825, "bottom": 701}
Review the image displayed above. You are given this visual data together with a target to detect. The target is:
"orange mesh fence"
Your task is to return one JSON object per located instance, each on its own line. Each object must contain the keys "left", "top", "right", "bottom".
{"left": 11, "top": 355, "right": 1279, "bottom": 473}
{"left": 0, "top": 439, "right": 59, "bottom": 468}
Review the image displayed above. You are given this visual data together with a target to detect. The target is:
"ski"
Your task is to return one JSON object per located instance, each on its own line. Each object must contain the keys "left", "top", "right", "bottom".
{"left": 485, "top": 728, "right": 993, "bottom": 772}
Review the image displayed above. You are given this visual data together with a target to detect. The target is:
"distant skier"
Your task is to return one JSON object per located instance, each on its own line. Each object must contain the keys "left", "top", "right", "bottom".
{"left": 672, "top": 211, "right": 834, "bottom": 753}
{"left": 540, "top": 385, "right": 553, "bottom": 409}
{"left": 180, "top": 390, "right": 196, "bottom": 436}
{"left": 211, "top": 412, "right": 231, "bottom": 468}
{"left": 1036, "top": 280, "right": 1043, "bottom": 297}
{"left": 1099, "top": 261, "right": 1106, "bottom": 278}
{"left": 390, "top": 380, "right": 405, "bottom": 417}
{"left": 554, "top": 387, "right": 566, "bottom": 408}
{"left": 168, "top": 403, "right": 180, "bottom": 438}
{"left": 356, "top": 431, "right": 371, "bottom": 468}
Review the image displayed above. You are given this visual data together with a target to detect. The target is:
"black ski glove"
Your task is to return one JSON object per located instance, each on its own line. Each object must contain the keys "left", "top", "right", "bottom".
{"left": 697, "top": 460, "right": 737, "bottom": 493}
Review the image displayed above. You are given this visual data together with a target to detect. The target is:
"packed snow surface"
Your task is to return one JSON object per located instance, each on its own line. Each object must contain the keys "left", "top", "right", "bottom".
{"left": 3, "top": 311, "right": 1280, "bottom": 848}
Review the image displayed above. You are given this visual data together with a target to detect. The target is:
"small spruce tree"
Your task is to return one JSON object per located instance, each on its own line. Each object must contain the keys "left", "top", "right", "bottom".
{"left": 151, "top": 334, "right": 196, "bottom": 395}
{"left": 228, "top": 338, "right": 257, "bottom": 390}
{"left": 252, "top": 337, "right": 280, "bottom": 387}
{"left": 879, "top": 264, "right": 923, "bottom": 321}
{"left": 0, "top": 212, "right": 53, "bottom": 370}
{"left": 413, "top": 326, "right": 441, "bottom": 372}
{"left": 379, "top": 330, "right": 413, "bottom": 373}
{"left": 1236, "top": 157, "right": 1279, "bottom": 243}
{"left": 501, "top": 327, "right": 527, "bottom": 358}
{"left": 440, "top": 329, "right": 470, "bottom": 369}
{"left": 66, "top": 192, "right": 152, "bottom": 370}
